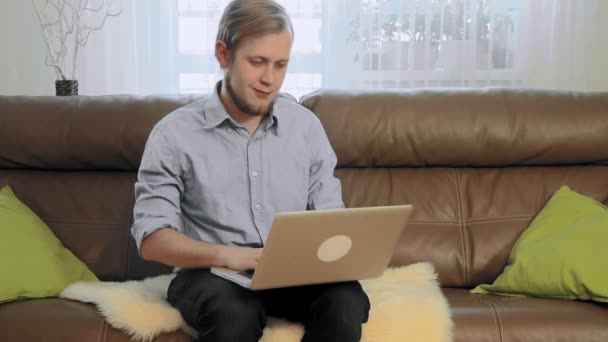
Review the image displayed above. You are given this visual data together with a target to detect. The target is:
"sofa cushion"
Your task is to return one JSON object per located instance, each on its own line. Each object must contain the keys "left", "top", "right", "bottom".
{"left": 0, "top": 298, "right": 189, "bottom": 342}
{"left": 471, "top": 185, "right": 608, "bottom": 302}
{"left": 446, "top": 289, "right": 608, "bottom": 342}
{"left": 0, "top": 186, "right": 98, "bottom": 303}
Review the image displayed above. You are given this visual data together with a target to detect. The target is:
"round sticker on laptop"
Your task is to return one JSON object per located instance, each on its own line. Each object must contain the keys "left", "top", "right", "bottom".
{"left": 317, "top": 235, "right": 352, "bottom": 262}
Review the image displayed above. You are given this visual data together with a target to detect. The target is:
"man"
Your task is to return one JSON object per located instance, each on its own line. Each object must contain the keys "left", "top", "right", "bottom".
{"left": 131, "top": 1, "right": 370, "bottom": 341}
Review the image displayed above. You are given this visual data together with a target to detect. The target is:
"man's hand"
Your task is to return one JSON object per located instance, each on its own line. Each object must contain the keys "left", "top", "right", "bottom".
{"left": 217, "top": 245, "right": 263, "bottom": 271}
{"left": 140, "top": 228, "right": 264, "bottom": 270}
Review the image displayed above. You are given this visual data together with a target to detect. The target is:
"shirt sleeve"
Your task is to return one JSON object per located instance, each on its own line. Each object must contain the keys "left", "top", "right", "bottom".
{"left": 131, "top": 127, "right": 184, "bottom": 253}
{"left": 307, "top": 118, "right": 345, "bottom": 210}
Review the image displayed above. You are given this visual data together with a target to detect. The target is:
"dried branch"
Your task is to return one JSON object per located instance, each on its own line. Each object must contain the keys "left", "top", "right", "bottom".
{"left": 32, "top": 0, "right": 122, "bottom": 80}
{"left": 45, "top": 55, "right": 66, "bottom": 79}
{"left": 33, "top": 0, "right": 65, "bottom": 79}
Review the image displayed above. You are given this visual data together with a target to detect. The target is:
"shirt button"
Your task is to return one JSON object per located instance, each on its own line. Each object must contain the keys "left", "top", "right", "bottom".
{"left": 255, "top": 204, "right": 262, "bottom": 210}
{"left": 226, "top": 128, "right": 233, "bottom": 133}
{"left": 251, "top": 171, "right": 258, "bottom": 177}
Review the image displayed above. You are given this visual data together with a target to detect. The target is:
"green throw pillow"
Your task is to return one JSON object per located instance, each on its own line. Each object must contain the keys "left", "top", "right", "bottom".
{"left": 0, "top": 185, "right": 98, "bottom": 303}
{"left": 471, "top": 185, "right": 608, "bottom": 302}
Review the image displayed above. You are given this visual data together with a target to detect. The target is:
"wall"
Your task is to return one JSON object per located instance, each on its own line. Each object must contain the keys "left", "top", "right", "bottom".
{"left": 0, "top": 1, "right": 55, "bottom": 95}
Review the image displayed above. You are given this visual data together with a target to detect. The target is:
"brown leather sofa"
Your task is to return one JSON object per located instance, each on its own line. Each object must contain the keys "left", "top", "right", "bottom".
{"left": 1, "top": 88, "right": 607, "bottom": 342}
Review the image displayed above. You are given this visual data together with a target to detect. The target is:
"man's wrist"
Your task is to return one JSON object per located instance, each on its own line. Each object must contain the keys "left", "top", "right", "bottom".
{"left": 210, "top": 244, "right": 226, "bottom": 268}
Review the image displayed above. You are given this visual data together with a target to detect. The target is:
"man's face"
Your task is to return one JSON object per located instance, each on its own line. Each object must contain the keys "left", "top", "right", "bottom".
{"left": 223, "top": 29, "right": 292, "bottom": 117}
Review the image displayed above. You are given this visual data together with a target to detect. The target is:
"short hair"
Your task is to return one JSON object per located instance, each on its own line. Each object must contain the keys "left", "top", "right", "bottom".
{"left": 216, "top": 0, "right": 294, "bottom": 52}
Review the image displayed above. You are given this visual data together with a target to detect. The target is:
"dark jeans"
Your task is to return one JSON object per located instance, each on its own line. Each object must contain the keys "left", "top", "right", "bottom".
{"left": 167, "top": 268, "right": 370, "bottom": 342}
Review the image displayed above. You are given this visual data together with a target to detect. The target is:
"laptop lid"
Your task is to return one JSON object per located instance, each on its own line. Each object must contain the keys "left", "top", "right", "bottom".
{"left": 249, "top": 205, "right": 413, "bottom": 290}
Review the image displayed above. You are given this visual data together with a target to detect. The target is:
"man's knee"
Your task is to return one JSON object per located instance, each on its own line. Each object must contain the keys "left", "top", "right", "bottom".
{"left": 310, "top": 282, "right": 370, "bottom": 332}
{"left": 313, "top": 282, "right": 370, "bottom": 321}
{"left": 197, "top": 295, "right": 267, "bottom": 342}
{"left": 167, "top": 270, "right": 267, "bottom": 342}
{"left": 303, "top": 282, "right": 370, "bottom": 342}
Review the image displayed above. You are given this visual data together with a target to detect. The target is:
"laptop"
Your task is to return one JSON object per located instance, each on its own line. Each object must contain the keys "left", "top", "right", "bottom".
{"left": 210, "top": 205, "right": 413, "bottom": 290}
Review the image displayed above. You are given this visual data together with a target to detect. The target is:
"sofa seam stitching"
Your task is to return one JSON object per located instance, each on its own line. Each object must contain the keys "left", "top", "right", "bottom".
{"left": 44, "top": 216, "right": 536, "bottom": 227}
{"left": 466, "top": 216, "right": 535, "bottom": 224}
{"left": 96, "top": 317, "right": 105, "bottom": 342}
{"left": 412, "top": 216, "right": 534, "bottom": 224}
{"left": 454, "top": 168, "right": 469, "bottom": 285}
{"left": 124, "top": 174, "right": 137, "bottom": 280}
{"left": 124, "top": 231, "right": 132, "bottom": 280}
{"left": 43, "top": 219, "right": 126, "bottom": 228}
{"left": 102, "top": 320, "right": 108, "bottom": 342}
{"left": 485, "top": 300, "right": 505, "bottom": 342}
{"left": 408, "top": 221, "right": 461, "bottom": 224}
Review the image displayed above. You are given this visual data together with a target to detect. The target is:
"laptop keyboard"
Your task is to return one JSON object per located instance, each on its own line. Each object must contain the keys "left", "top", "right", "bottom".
{"left": 238, "top": 270, "right": 255, "bottom": 279}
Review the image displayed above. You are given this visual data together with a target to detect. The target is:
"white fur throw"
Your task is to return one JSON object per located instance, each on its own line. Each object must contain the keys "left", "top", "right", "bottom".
{"left": 60, "top": 262, "right": 453, "bottom": 342}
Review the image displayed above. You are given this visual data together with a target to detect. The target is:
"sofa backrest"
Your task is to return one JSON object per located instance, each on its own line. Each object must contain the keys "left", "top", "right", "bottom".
{"left": 1, "top": 89, "right": 607, "bottom": 287}
{"left": 0, "top": 95, "right": 205, "bottom": 281}
{"left": 301, "top": 88, "right": 608, "bottom": 287}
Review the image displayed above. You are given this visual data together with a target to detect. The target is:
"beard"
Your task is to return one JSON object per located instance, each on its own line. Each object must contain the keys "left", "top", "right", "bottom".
{"left": 225, "top": 73, "right": 275, "bottom": 117}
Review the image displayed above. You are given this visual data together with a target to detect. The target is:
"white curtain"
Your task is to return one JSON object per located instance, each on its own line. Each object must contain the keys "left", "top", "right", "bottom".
{"left": 2, "top": 0, "right": 607, "bottom": 96}
{"left": 324, "top": 0, "right": 523, "bottom": 89}
{"left": 78, "top": 1, "right": 183, "bottom": 95}
{"left": 516, "top": 0, "right": 608, "bottom": 91}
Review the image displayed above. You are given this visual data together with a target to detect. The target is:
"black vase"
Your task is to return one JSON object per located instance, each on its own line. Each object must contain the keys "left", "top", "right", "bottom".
{"left": 55, "top": 80, "right": 79, "bottom": 96}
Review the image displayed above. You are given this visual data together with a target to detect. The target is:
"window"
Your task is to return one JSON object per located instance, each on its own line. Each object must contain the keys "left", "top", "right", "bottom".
{"left": 347, "top": 0, "right": 522, "bottom": 87}
{"left": 175, "top": 0, "right": 521, "bottom": 97}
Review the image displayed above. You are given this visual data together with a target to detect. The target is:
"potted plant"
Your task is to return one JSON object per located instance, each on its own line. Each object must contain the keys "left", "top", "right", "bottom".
{"left": 32, "top": 0, "right": 122, "bottom": 95}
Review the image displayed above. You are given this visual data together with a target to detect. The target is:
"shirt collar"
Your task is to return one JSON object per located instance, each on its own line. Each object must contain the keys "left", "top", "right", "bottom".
{"left": 202, "top": 82, "right": 233, "bottom": 129}
{"left": 264, "top": 104, "right": 280, "bottom": 136}
{"left": 202, "top": 81, "right": 280, "bottom": 136}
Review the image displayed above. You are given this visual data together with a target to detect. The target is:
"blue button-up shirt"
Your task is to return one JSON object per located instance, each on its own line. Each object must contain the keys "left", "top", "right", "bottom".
{"left": 131, "top": 85, "right": 343, "bottom": 252}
